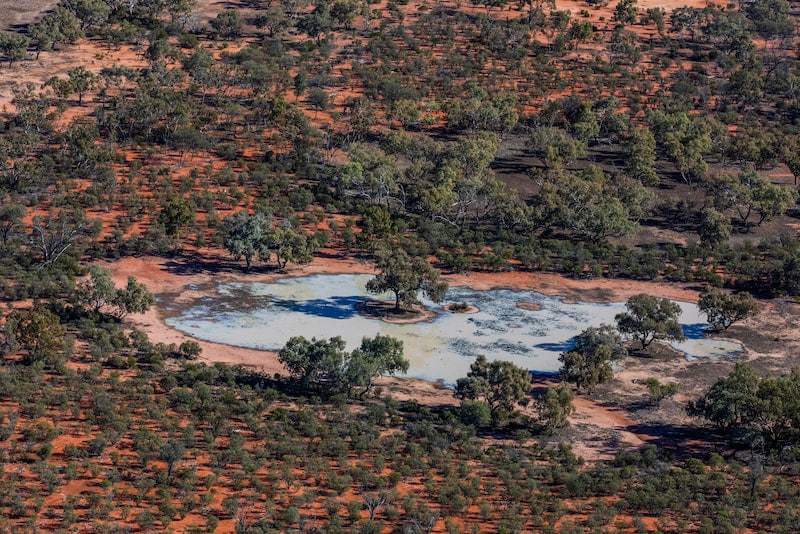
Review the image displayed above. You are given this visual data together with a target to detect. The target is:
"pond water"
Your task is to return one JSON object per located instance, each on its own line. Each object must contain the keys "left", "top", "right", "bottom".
{"left": 164, "top": 274, "right": 743, "bottom": 384}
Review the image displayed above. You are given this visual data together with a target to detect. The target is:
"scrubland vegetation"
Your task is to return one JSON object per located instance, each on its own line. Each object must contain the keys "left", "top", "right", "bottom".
{"left": 1, "top": 0, "right": 800, "bottom": 531}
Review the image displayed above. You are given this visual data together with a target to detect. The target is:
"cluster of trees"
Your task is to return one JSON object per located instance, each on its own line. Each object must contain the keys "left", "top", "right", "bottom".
{"left": 221, "top": 211, "right": 318, "bottom": 270}
{"left": 278, "top": 334, "right": 408, "bottom": 398}
{"left": 454, "top": 355, "right": 574, "bottom": 433}
{"left": 76, "top": 265, "right": 155, "bottom": 319}
{"left": 690, "top": 362, "right": 800, "bottom": 448}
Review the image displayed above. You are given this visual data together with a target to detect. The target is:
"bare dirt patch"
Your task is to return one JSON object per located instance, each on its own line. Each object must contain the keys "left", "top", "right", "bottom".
{"left": 0, "top": 1, "right": 56, "bottom": 30}
{"left": 106, "top": 252, "right": 800, "bottom": 462}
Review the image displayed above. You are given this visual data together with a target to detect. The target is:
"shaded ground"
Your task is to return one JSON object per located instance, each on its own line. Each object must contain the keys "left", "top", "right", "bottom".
{"left": 108, "top": 252, "right": 800, "bottom": 462}
{"left": 0, "top": 1, "right": 56, "bottom": 30}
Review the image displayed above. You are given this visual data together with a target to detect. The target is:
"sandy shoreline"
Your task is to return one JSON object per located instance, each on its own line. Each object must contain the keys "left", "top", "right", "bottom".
{"left": 105, "top": 252, "right": 799, "bottom": 461}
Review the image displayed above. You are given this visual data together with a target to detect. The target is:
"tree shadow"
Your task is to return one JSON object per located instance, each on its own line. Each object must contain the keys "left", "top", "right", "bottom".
{"left": 162, "top": 253, "right": 280, "bottom": 277}
{"left": 270, "top": 296, "right": 365, "bottom": 319}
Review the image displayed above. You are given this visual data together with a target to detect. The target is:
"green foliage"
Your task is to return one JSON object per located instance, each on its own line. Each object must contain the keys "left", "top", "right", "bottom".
{"left": 210, "top": 9, "right": 244, "bottom": 39}
{"left": 706, "top": 169, "right": 796, "bottom": 229}
{"left": 458, "top": 400, "right": 492, "bottom": 428}
{"left": 454, "top": 355, "right": 530, "bottom": 425}
{"left": 345, "top": 335, "right": 408, "bottom": 398}
{"left": 76, "top": 266, "right": 153, "bottom": 319}
{"left": 690, "top": 362, "right": 800, "bottom": 447}
{"left": 0, "top": 31, "right": 31, "bottom": 65}
{"left": 649, "top": 111, "right": 712, "bottom": 182}
{"left": 698, "top": 208, "right": 731, "bottom": 247}
{"left": 528, "top": 126, "right": 585, "bottom": 169}
{"left": 615, "top": 294, "right": 684, "bottom": 351}
{"left": 278, "top": 335, "right": 409, "bottom": 397}
{"left": 535, "top": 383, "right": 575, "bottom": 433}
{"left": 4, "top": 306, "right": 66, "bottom": 366}
{"left": 642, "top": 377, "right": 678, "bottom": 406}
{"left": 613, "top": 0, "right": 638, "bottom": 25}
{"left": 559, "top": 325, "right": 625, "bottom": 392}
{"left": 114, "top": 276, "right": 155, "bottom": 319}
{"left": 626, "top": 127, "right": 659, "bottom": 185}
{"left": 77, "top": 265, "right": 118, "bottom": 314}
{"left": 222, "top": 211, "right": 272, "bottom": 270}
{"left": 29, "top": 7, "right": 83, "bottom": 56}
{"left": 366, "top": 246, "right": 448, "bottom": 311}
{"left": 698, "top": 287, "right": 760, "bottom": 330}
{"left": 158, "top": 195, "right": 194, "bottom": 242}
{"left": 530, "top": 166, "right": 650, "bottom": 240}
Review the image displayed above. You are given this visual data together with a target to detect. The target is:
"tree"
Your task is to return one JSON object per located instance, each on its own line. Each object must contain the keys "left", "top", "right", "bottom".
{"left": 30, "top": 209, "right": 97, "bottom": 268}
{"left": 29, "top": 7, "right": 83, "bottom": 58}
{"left": 61, "top": 0, "right": 111, "bottom": 30}
{"left": 210, "top": 9, "right": 244, "bottom": 39}
{"left": 707, "top": 170, "right": 796, "bottom": 228}
{"left": 366, "top": 247, "right": 448, "bottom": 311}
{"left": 643, "top": 377, "right": 678, "bottom": 407}
{"left": 615, "top": 294, "right": 684, "bottom": 351}
{"left": 5, "top": 306, "right": 65, "bottom": 366}
{"left": 626, "top": 127, "right": 659, "bottom": 185}
{"left": 279, "top": 336, "right": 348, "bottom": 389}
{"left": 113, "top": 276, "right": 155, "bottom": 319}
{"left": 746, "top": 0, "right": 795, "bottom": 40}
{"left": 687, "top": 362, "right": 800, "bottom": 446}
{"left": 278, "top": 335, "right": 408, "bottom": 396}
{"left": 66, "top": 66, "right": 97, "bottom": 106}
{"left": 531, "top": 166, "right": 647, "bottom": 240}
{"left": 78, "top": 265, "right": 119, "bottom": 314}
{"left": 0, "top": 204, "right": 25, "bottom": 246}
{"left": 76, "top": 266, "right": 153, "bottom": 319}
{"left": 698, "top": 208, "right": 731, "bottom": 247}
{"left": 298, "top": 0, "right": 333, "bottom": 44}
{"left": 528, "top": 126, "right": 585, "bottom": 169}
{"left": 649, "top": 111, "right": 712, "bottom": 182}
{"left": 159, "top": 439, "right": 186, "bottom": 479}
{"left": 698, "top": 287, "right": 760, "bottom": 330}
{"left": 158, "top": 195, "right": 194, "bottom": 249}
{"left": 0, "top": 31, "right": 30, "bottom": 65}
{"left": 454, "top": 355, "right": 531, "bottom": 424}
{"left": 222, "top": 211, "right": 272, "bottom": 270}
{"left": 613, "top": 0, "right": 638, "bottom": 25}
{"left": 270, "top": 225, "right": 316, "bottom": 269}
{"left": 559, "top": 325, "right": 626, "bottom": 392}
{"left": 535, "top": 383, "right": 575, "bottom": 433}
{"left": 344, "top": 335, "right": 409, "bottom": 398}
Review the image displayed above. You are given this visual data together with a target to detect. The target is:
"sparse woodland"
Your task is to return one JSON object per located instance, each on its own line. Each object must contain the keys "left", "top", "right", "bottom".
{"left": 1, "top": 0, "right": 800, "bottom": 531}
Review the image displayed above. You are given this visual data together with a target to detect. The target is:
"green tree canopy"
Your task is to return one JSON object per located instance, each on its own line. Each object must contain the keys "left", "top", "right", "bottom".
{"left": 698, "top": 287, "right": 760, "bottom": 330}
{"left": 4, "top": 306, "right": 66, "bottom": 366}
{"left": 689, "top": 362, "right": 800, "bottom": 447}
{"left": 114, "top": 276, "right": 155, "bottom": 319}
{"left": 278, "top": 335, "right": 409, "bottom": 396}
{"left": 535, "top": 383, "right": 575, "bottom": 433}
{"left": 222, "top": 211, "right": 272, "bottom": 270}
{"left": 454, "top": 355, "right": 531, "bottom": 425}
{"left": 698, "top": 208, "right": 731, "bottom": 247}
{"left": 0, "top": 31, "right": 30, "bottom": 65}
{"left": 559, "top": 324, "right": 626, "bottom": 392}
{"left": 345, "top": 335, "right": 409, "bottom": 398}
{"left": 366, "top": 246, "right": 448, "bottom": 311}
{"left": 615, "top": 294, "right": 684, "bottom": 351}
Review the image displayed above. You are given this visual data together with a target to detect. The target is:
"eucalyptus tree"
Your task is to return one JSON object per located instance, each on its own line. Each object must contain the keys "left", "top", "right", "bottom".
{"left": 366, "top": 246, "right": 448, "bottom": 311}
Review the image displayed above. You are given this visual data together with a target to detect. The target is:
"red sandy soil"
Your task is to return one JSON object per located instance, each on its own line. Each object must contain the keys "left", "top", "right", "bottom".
{"left": 103, "top": 251, "right": 800, "bottom": 462}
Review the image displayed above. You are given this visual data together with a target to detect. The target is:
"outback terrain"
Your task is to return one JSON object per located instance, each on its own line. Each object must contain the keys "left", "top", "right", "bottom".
{"left": 1, "top": 0, "right": 800, "bottom": 532}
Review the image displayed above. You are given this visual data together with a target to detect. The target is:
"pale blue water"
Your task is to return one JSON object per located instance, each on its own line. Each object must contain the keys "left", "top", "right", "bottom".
{"left": 164, "top": 274, "right": 743, "bottom": 384}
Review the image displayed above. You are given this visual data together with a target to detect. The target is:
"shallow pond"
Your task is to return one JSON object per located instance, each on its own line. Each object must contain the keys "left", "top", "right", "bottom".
{"left": 164, "top": 274, "right": 743, "bottom": 384}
